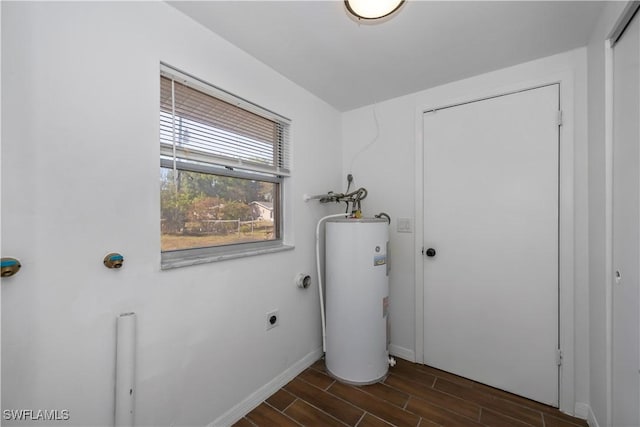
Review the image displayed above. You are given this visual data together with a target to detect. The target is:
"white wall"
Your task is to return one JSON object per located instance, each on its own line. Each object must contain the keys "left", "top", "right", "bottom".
{"left": 342, "top": 48, "right": 590, "bottom": 414}
{"left": 587, "top": 2, "right": 628, "bottom": 426}
{"left": 342, "top": 97, "right": 417, "bottom": 361}
{"left": 1, "top": 2, "right": 343, "bottom": 426}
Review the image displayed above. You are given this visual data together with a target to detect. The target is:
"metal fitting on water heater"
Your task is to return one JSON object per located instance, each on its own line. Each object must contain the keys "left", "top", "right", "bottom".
{"left": 295, "top": 273, "right": 311, "bottom": 289}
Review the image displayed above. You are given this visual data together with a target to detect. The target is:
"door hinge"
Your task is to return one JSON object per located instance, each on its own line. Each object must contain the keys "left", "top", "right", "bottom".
{"left": 557, "top": 110, "right": 563, "bottom": 127}
{"left": 556, "top": 349, "right": 563, "bottom": 366}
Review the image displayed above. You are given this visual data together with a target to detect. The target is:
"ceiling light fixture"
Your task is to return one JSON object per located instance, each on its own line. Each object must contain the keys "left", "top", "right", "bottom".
{"left": 344, "top": 0, "right": 405, "bottom": 20}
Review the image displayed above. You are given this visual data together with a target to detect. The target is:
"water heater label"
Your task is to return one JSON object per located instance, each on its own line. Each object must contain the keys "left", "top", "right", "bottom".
{"left": 374, "top": 255, "right": 386, "bottom": 266}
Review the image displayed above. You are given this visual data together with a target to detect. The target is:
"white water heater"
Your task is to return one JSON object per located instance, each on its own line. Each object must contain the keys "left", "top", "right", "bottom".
{"left": 325, "top": 217, "right": 390, "bottom": 384}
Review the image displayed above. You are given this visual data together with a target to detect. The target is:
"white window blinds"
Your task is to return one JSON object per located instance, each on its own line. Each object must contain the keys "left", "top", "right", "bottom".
{"left": 160, "top": 66, "right": 291, "bottom": 176}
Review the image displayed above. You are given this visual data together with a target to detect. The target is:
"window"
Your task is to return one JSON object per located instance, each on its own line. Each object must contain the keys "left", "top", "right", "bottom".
{"left": 160, "top": 65, "right": 291, "bottom": 268}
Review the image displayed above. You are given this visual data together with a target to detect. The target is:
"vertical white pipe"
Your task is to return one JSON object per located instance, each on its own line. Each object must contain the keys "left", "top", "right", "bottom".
{"left": 115, "top": 312, "right": 136, "bottom": 427}
{"left": 316, "top": 213, "right": 349, "bottom": 352}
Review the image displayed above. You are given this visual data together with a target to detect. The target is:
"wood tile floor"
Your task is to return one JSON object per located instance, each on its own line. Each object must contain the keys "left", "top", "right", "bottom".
{"left": 233, "top": 358, "right": 589, "bottom": 427}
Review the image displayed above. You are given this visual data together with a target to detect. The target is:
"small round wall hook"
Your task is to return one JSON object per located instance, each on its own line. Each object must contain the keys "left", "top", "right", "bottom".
{"left": 104, "top": 253, "right": 124, "bottom": 269}
{"left": 1, "top": 258, "right": 21, "bottom": 278}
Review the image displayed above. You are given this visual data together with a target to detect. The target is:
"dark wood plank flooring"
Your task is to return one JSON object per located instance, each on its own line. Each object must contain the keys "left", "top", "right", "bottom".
{"left": 234, "top": 358, "right": 589, "bottom": 427}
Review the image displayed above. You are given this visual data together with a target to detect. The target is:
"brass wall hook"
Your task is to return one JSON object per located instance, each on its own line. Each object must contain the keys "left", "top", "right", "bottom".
{"left": 104, "top": 253, "right": 124, "bottom": 269}
{"left": 1, "top": 258, "right": 21, "bottom": 278}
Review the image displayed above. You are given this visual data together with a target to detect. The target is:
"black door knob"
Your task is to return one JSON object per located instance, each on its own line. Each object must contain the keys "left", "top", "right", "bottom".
{"left": 425, "top": 248, "right": 436, "bottom": 257}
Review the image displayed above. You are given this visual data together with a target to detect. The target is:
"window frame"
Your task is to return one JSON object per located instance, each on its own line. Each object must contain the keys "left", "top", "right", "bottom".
{"left": 159, "top": 64, "right": 292, "bottom": 269}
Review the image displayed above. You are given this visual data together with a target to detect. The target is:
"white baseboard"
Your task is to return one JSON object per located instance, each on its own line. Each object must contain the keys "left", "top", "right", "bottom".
{"left": 586, "top": 405, "right": 601, "bottom": 427}
{"left": 571, "top": 402, "right": 601, "bottom": 427}
{"left": 389, "top": 344, "right": 415, "bottom": 363}
{"left": 574, "top": 402, "right": 589, "bottom": 420}
{"left": 209, "top": 347, "right": 323, "bottom": 427}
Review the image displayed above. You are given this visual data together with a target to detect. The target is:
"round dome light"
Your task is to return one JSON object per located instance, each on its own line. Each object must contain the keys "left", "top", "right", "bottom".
{"left": 345, "top": 0, "right": 405, "bottom": 20}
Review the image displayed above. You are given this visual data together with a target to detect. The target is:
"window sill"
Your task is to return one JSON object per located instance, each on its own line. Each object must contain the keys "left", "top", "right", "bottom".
{"left": 161, "top": 243, "right": 294, "bottom": 270}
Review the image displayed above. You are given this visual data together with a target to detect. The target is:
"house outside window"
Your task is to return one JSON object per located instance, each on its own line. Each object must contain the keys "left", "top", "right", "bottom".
{"left": 250, "top": 201, "right": 274, "bottom": 221}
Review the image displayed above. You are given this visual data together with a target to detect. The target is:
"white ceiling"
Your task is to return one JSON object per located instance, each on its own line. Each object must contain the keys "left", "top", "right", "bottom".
{"left": 169, "top": 1, "right": 605, "bottom": 111}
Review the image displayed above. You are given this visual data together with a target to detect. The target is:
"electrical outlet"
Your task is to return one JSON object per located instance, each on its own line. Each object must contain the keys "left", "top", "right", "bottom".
{"left": 266, "top": 309, "right": 279, "bottom": 330}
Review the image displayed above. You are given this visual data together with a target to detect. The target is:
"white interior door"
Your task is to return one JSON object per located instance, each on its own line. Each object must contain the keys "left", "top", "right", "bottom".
{"left": 612, "top": 9, "right": 640, "bottom": 427}
{"left": 423, "top": 85, "right": 560, "bottom": 406}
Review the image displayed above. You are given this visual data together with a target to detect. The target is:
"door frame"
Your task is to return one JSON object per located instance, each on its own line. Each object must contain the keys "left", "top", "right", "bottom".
{"left": 414, "top": 73, "right": 576, "bottom": 415}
